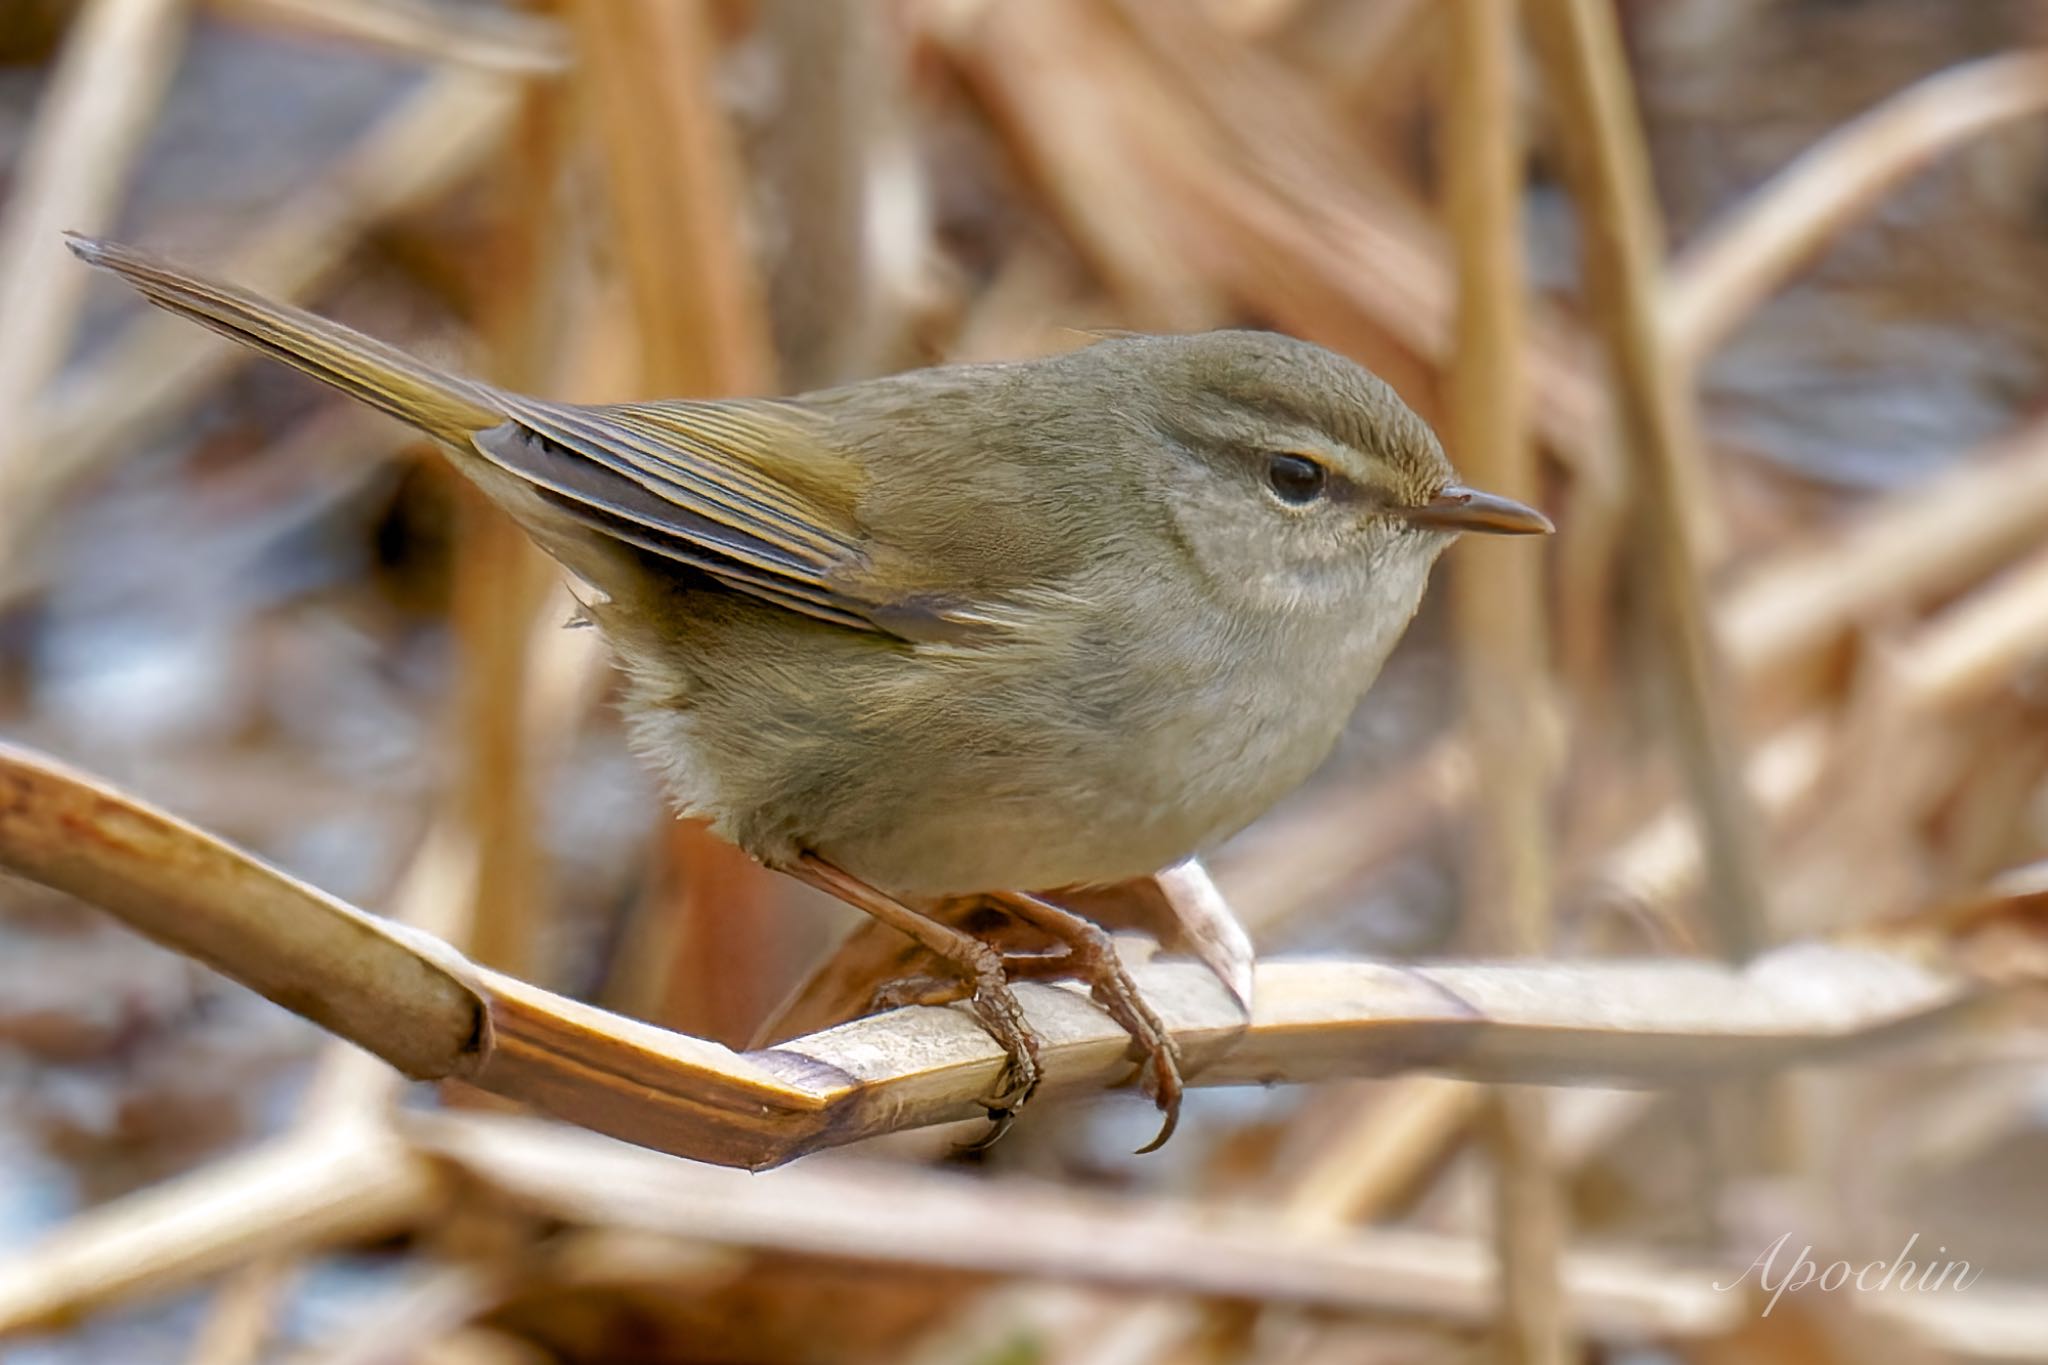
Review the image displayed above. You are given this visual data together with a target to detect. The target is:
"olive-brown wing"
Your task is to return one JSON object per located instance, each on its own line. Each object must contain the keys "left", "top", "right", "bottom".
{"left": 472, "top": 394, "right": 899, "bottom": 633}
{"left": 472, "top": 393, "right": 1067, "bottom": 644}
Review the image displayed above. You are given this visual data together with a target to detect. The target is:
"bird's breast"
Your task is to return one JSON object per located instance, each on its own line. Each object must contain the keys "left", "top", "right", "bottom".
{"left": 820, "top": 605, "right": 1376, "bottom": 895}
{"left": 616, "top": 579, "right": 1399, "bottom": 900}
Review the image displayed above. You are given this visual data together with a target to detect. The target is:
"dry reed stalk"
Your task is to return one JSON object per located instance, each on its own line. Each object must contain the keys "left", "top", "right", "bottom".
{"left": 206, "top": 0, "right": 568, "bottom": 74}
{"left": 1666, "top": 48, "right": 2048, "bottom": 370}
{"left": 758, "top": 0, "right": 929, "bottom": 388}
{"left": 1552, "top": 424, "right": 1629, "bottom": 719}
{"left": 1151, "top": 859, "right": 1258, "bottom": 1010}
{"left": 1527, "top": 0, "right": 1769, "bottom": 966}
{"left": 417, "top": 1113, "right": 1741, "bottom": 1339}
{"left": 17, "top": 1105, "right": 2043, "bottom": 1352}
{"left": 0, "top": 739, "right": 2025, "bottom": 1174}
{"left": 1442, "top": 1, "right": 1569, "bottom": 1359}
{"left": 557, "top": 0, "right": 788, "bottom": 1043}
{"left": 1596, "top": 541, "right": 2048, "bottom": 920}
{"left": 9, "top": 65, "right": 522, "bottom": 578}
{"left": 927, "top": 0, "right": 1230, "bottom": 331}
{"left": 174, "top": 824, "right": 482, "bottom": 1364}
{"left": 419, "top": 1113, "right": 2048, "bottom": 1354}
{"left": 1443, "top": 0, "right": 1550, "bottom": 971}
{"left": 0, "top": 0, "right": 190, "bottom": 541}
{"left": 0, "top": 1110, "right": 1740, "bottom": 1344}
{"left": 448, "top": 496, "right": 556, "bottom": 979}
{"left": 0, "top": 744, "right": 483, "bottom": 1076}
{"left": 1273, "top": 0, "right": 1436, "bottom": 109}
{"left": 446, "top": 403, "right": 559, "bottom": 982}
{"left": 1720, "top": 414, "right": 2048, "bottom": 696}
{"left": 558, "top": 0, "right": 772, "bottom": 395}
{"left": 176, "top": 1258, "right": 295, "bottom": 1365}
{"left": 289, "top": 1265, "right": 512, "bottom": 1365}
{"left": 0, "top": 1127, "right": 439, "bottom": 1337}
{"left": 447, "top": 68, "right": 580, "bottom": 979}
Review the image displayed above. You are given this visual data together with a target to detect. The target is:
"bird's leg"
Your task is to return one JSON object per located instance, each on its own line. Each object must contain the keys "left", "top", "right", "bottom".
{"left": 986, "top": 890, "right": 1186, "bottom": 1153}
{"left": 779, "top": 855, "right": 1041, "bottom": 1119}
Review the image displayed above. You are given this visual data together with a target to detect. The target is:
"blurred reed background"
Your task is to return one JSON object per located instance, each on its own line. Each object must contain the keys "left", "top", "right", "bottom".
{"left": 2, "top": 0, "right": 2048, "bottom": 1361}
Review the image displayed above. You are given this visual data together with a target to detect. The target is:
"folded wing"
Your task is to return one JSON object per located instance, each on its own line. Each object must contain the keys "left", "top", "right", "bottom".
{"left": 474, "top": 395, "right": 891, "bottom": 634}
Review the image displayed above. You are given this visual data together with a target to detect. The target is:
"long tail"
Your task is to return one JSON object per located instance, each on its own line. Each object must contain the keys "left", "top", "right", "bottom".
{"left": 65, "top": 233, "right": 506, "bottom": 445}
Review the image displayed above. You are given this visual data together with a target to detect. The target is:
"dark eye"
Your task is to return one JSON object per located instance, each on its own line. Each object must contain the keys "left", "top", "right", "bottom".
{"left": 1263, "top": 452, "right": 1328, "bottom": 505}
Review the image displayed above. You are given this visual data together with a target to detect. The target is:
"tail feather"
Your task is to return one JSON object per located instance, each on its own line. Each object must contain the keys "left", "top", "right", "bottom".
{"left": 65, "top": 233, "right": 505, "bottom": 444}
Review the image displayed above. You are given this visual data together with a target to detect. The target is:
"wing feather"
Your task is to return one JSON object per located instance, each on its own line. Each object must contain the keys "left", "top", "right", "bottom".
{"left": 470, "top": 415, "right": 883, "bottom": 633}
{"left": 470, "top": 394, "right": 1054, "bottom": 645}
{"left": 495, "top": 395, "right": 857, "bottom": 564}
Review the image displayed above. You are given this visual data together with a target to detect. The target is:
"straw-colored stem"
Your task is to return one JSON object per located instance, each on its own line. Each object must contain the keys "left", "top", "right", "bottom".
{"left": 176, "top": 820, "right": 480, "bottom": 1363}
{"left": 0, "top": 1111, "right": 1742, "bottom": 1344}
{"left": 206, "top": 0, "right": 568, "bottom": 74}
{"left": 1445, "top": 0, "right": 1552, "bottom": 963}
{"left": 0, "top": 740, "right": 2025, "bottom": 1175}
{"left": 421, "top": 1113, "right": 1739, "bottom": 1338}
{"left": 17, "top": 1106, "right": 2048, "bottom": 1352}
{"left": 9, "top": 65, "right": 521, "bottom": 584}
{"left": 1527, "top": 0, "right": 1769, "bottom": 963}
{"left": 1444, "top": 1, "right": 1569, "bottom": 1358}
{"left": 757, "top": 0, "right": 925, "bottom": 388}
{"left": 452, "top": 74, "right": 576, "bottom": 979}
{"left": 1720, "top": 414, "right": 2048, "bottom": 694}
{"left": 1667, "top": 48, "right": 2048, "bottom": 371}
{"left": 1594, "top": 541, "right": 2048, "bottom": 921}
{"left": 559, "top": 0, "right": 786, "bottom": 1042}
{"left": 559, "top": 0, "right": 773, "bottom": 396}
{"left": 0, "top": 1128, "right": 439, "bottom": 1338}
{"left": 0, "top": 0, "right": 190, "bottom": 531}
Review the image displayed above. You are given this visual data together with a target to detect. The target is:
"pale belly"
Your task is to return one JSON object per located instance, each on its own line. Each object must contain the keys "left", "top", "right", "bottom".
{"left": 612, "top": 582, "right": 1399, "bottom": 900}
{"left": 768, "top": 644, "right": 1356, "bottom": 897}
{"left": 811, "top": 757, "right": 1305, "bottom": 897}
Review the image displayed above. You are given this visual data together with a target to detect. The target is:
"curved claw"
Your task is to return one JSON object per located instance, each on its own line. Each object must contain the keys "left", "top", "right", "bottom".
{"left": 1129, "top": 1034, "right": 1184, "bottom": 1154}
{"left": 1133, "top": 1104, "right": 1180, "bottom": 1155}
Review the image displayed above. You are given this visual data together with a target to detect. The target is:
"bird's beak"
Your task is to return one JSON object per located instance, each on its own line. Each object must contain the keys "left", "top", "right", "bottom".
{"left": 1401, "top": 485, "right": 1554, "bottom": 536}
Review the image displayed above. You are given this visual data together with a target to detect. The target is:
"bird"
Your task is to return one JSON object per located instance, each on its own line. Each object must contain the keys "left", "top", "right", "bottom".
{"left": 66, "top": 232, "right": 1552, "bottom": 1148}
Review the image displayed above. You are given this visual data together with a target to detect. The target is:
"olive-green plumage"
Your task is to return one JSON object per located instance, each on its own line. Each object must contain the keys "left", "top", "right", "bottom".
{"left": 66, "top": 233, "right": 1547, "bottom": 898}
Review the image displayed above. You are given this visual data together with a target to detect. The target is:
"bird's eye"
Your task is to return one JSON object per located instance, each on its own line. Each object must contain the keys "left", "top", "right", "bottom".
{"left": 1263, "top": 452, "right": 1328, "bottom": 506}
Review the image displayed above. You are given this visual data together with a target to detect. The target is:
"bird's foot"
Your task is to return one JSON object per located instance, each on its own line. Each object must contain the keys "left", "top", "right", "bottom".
{"left": 785, "top": 857, "right": 1183, "bottom": 1150}
{"left": 784, "top": 855, "right": 1044, "bottom": 1143}
{"left": 990, "top": 892, "right": 1185, "bottom": 1153}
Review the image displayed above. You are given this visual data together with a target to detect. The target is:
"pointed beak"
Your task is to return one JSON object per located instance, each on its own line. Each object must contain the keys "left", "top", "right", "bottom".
{"left": 1401, "top": 485, "right": 1554, "bottom": 536}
